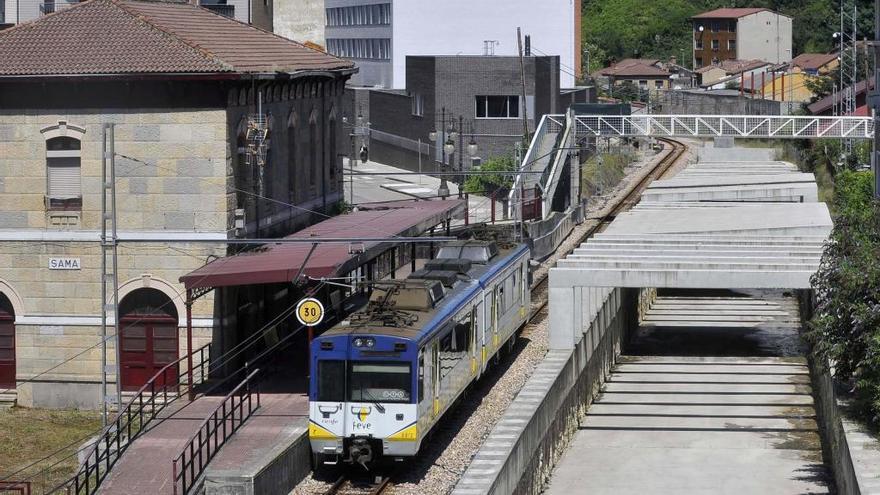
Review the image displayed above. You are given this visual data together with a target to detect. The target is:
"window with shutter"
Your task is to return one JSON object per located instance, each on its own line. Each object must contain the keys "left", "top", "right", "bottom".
{"left": 46, "top": 136, "right": 82, "bottom": 210}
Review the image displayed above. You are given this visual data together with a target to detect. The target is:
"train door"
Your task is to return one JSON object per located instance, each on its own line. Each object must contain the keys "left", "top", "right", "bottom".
{"left": 470, "top": 303, "right": 481, "bottom": 378}
{"left": 431, "top": 341, "right": 440, "bottom": 418}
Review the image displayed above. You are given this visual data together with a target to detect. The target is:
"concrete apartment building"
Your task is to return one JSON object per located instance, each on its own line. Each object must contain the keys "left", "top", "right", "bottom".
{"left": 275, "top": 0, "right": 582, "bottom": 89}
{"left": 1, "top": 0, "right": 272, "bottom": 30}
{"left": 692, "top": 8, "right": 792, "bottom": 69}
{"left": 359, "top": 55, "right": 591, "bottom": 171}
{"left": 0, "top": 0, "right": 354, "bottom": 408}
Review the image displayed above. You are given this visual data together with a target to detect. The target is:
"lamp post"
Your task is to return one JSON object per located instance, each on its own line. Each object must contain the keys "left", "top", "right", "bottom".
{"left": 343, "top": 108, "right": 371, "bottom": 206}
{"left": 430, "top": 108, "right": 478, "bottom": 199}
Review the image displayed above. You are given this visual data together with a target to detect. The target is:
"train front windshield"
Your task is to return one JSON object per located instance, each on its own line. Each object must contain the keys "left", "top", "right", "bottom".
{"left": 349, "top": 362, "right": 411, "bottom": 403}
{"left": 317, "top": 360, "right": 412, "bottom": 404}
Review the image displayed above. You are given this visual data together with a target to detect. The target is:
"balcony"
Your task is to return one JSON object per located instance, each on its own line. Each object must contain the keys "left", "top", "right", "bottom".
{"left": 200, "top": 3, "right": 235, "bottom": 18}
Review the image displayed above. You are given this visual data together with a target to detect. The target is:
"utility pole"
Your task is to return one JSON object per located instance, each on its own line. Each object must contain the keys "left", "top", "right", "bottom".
{"left": 872, "top": 0, "right": 880, "bottom": 196}
{"left": 100, "top": 124, "right": 121, "bottom": 425}
{"left": 517, "top": 27, "right": 531, "bottom": 144}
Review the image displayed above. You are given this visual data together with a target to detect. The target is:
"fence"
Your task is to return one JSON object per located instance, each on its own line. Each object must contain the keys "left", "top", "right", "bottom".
{"left": 172, "top": 369, "right": 261, "bottom": 495}
{"left": 48, "top": 344, "right": 212, "bottom": 495}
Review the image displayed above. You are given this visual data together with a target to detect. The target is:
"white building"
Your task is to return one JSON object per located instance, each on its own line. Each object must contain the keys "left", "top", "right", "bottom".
{"left": 275, "top": 0, "right": 582, "bottom": 88}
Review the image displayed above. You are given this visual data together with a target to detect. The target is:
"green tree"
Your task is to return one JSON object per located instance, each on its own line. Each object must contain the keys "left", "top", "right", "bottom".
{"left": 463, "top": 155, "right": 516, "bottom": 196}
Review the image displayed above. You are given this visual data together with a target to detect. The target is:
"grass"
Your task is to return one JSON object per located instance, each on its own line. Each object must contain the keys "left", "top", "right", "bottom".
{"left": 0, "top": 407, "right": 101, "bottom": 491}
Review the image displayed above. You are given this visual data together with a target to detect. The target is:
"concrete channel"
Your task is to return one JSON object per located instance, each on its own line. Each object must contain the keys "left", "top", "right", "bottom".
{"left": 452, "top": 145, "right": 880, "bottom": 495}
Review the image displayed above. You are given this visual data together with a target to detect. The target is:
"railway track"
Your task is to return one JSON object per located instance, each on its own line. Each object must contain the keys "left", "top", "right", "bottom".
{"left": 323, "top": 474, "right": 391, "bottom": 495}
{"left": 298, "top": 138, "right": 687, "bottom": 495}
{"left": 526, "top": 137, "right": 686, "bottom": 320}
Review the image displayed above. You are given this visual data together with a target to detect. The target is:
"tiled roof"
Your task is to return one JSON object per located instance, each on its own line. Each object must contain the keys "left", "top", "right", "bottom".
{"left": 808, "top": 78, "right": 874, "bottom": 114}
{"left": 697, "top": 59, "right": 769, "bottom": 75}
{"left": 692, "top": 8, "right": 774, "bottom": 19}
{"left": 791, "top": 53, "right": 838, "bottom": 71}
{"left": 599, "top": 59, "right": 669, "bottom": 78}
{"left": 0, "top": 0, "right": 354, "bottom": 76}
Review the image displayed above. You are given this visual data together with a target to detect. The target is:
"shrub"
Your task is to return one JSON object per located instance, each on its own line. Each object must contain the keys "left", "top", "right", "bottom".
{"left": 809, "top": 170, "right": 880, "bottom": 425}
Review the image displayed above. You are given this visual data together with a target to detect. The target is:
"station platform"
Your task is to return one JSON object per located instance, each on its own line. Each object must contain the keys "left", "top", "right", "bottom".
{"left": 203, "top": 392, "right": 309, "bottom": 495}
{"left": 99, "top": 365, "right": 310, "bottom": 495}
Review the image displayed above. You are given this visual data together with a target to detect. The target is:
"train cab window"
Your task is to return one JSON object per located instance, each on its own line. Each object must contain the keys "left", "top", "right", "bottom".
{"left": 349, "top": 362, "right": 412, "bottom": 403}
{"left": 317, "top": 360, "right": 345, "bottom": 402}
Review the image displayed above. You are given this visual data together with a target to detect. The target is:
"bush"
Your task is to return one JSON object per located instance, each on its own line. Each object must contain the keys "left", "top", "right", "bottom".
{"left": 809, "top": 170, "right": 880, "bottom": 425}
{"left": 463, "top": 155, "right": 516, "bottom": 196}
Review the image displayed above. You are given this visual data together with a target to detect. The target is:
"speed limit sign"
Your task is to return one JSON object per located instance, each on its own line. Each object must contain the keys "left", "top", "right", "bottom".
{"left": 296, "top": 297, "right": 325, "bottom": 327}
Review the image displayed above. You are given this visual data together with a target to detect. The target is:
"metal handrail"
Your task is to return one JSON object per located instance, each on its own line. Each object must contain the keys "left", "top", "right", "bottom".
{"left": 172, "top": 369, "right": 261, "bottom": 495}
{"left": 0, "top": 481, "right": 31, "bottom": 495}
{"left": 48, "top": 344, "right": 212, "bottom": 495}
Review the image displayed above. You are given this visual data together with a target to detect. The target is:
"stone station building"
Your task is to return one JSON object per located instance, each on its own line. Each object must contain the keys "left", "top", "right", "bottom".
{"left": 0, "top": 0, "right": 355, "bottom": 408}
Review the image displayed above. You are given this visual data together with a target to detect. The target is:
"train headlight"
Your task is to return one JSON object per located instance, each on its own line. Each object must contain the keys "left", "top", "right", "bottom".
{"left": 365, "top": 339, "right": 375, "bottom": 348}
{"left": 353, "top": 337, "right": 375, "bottom": 348}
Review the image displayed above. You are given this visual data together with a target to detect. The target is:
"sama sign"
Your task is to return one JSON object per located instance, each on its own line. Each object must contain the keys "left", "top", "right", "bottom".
{"left": 48, "top": 257, "right": 81, "bottom": 270}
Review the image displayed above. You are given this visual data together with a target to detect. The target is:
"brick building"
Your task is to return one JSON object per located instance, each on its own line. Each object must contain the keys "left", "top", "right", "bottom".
{"left": 354, "top": 55, "right": 591, "bottom": 172}
{"left": 691, "top": 8, "right": 792, "bottom": 69}
{"left": 0, "top": 0, "right": 354, "bottom": 408}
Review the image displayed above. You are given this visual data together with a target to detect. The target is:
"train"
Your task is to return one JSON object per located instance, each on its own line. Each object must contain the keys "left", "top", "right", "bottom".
{"left": 308, "top": 239, "right": 531, "bottom": 467}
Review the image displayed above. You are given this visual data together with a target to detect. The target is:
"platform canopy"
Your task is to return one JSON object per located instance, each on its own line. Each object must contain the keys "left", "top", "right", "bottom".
{"left": 180, "top": 199, "right": 465, "bottom": 290}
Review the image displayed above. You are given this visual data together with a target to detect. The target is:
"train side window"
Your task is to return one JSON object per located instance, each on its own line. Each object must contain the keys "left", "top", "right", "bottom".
{"left": 317, "top": 360, "right": 345, "bottom": 402}
{"left": 418, "top": 353, "right": 424, "bottom": 402}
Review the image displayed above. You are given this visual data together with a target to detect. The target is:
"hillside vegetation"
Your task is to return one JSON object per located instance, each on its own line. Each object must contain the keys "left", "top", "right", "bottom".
{"left": 583, "top": 0, "right": 875, "bottom": 70}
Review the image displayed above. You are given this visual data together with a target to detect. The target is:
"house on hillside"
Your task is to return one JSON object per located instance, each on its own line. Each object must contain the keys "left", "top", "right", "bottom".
{"left": 807, "top": 78, "right": 875, "bottom": 116}
{"left": 596, "top": 59, "right": 672, "bottom": 91}
{"left": 789, "top": 53, "right": 839, "bottom": 76}
{"left": 696, "top": 59, "right": 771, "bottom": 88}
{"left": 691, "top": 8, "right": 792, "bottom": 69}
{"left": 0, "top": 0, "right": 355, "bottom": 408}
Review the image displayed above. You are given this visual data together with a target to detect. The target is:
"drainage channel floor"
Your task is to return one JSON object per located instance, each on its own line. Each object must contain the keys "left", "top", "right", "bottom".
{"left": 544, "top": 293, "right": 832, "bottom": 495}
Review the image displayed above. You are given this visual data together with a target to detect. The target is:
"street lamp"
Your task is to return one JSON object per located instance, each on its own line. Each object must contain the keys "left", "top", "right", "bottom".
{"left": 430, "top": 108, "right": 479, "bottom": 199}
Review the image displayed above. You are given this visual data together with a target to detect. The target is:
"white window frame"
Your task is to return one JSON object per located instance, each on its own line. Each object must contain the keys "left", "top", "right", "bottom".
{"left": 41, "top": 121, "right": 85, "bottom": 211}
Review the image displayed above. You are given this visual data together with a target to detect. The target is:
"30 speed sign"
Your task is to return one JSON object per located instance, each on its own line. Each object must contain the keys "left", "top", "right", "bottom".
{"left": 296, "top": 297, "right": 325, "bottom": 327}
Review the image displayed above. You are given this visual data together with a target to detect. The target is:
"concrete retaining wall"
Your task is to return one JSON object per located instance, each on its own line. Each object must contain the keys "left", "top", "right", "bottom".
{"left": 799, "top": 290, "right": 880, "bottom": 495}
{"left": 452, "top": 288, "right": 639, "bottom": 495}
{"left": 204, "top": 427, "right": 310, "bottom": 495}
{"left": 525, "top": 207, "right": 581, "bottom": 261}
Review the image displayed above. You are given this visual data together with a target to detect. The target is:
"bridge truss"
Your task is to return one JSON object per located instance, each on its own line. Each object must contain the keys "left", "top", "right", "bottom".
{"left": 570, "top": 115, "right": 874, "bottom": 140}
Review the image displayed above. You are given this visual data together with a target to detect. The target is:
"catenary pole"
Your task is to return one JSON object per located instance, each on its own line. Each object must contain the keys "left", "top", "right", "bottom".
{"left": 874, "top": 0, "right": 880, "bottom": 196}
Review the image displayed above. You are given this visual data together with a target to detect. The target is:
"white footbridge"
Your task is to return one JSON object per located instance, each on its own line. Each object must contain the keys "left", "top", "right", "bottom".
{"left": 512, "top": 112, "right": 874, "bottom": 223}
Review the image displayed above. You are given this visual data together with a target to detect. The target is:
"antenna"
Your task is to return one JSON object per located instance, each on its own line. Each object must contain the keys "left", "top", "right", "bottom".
{"left": 483, "top": 40, "right": 499, "bottom": 56}
{"left": 838, "top": 0, "right": 858, "bottom": 155}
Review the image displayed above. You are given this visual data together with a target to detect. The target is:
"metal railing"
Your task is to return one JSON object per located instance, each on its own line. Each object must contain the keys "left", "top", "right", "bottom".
{"left": 571, "top": 114, "right": 874, "bottom": 140}
{"left": 49, "top": 344, "right": 212, "bottom": 495}
{"left": 0, "top": 481, "right": 30, "bottom": 495}
{"left": 172, "top": 369, "right": 261, "bottom": 495}
{"left": 509, "top": 115, "right": 564, "bottom": 219}
{"left": 200, "top": 3, "right": 234, "bottom": 18}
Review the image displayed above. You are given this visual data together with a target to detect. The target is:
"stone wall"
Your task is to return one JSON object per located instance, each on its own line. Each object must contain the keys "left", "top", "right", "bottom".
{"left": 0, "top": 108, "right": 230, "bottom": 232}
{"left": 0, "top": 107, "right": 228, "bottom": 408}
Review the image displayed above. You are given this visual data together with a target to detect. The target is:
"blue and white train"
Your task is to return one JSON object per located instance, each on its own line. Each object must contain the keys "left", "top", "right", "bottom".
{"left": 308, "top": 240, "right": 531, "bottom": 467}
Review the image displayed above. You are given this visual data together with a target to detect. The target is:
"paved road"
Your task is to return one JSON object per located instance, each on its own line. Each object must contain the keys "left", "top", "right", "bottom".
{"left": 545, "top": 293, "right": 831, "bottom": 495}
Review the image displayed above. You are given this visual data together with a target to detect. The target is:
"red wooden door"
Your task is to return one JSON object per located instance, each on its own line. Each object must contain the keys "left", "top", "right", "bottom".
{"left": 0, "top": 314, "right": 14, "bottom": 388}
{"left": 119, "top": 317, "right": 179, "bottom": 391}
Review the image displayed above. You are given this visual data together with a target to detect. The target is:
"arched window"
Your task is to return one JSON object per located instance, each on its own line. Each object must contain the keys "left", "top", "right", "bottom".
{"left": 309, "top": 112, "right": 318, "bottom": 188}
{"left": 328, "top": 109, "right": 337, "bottom": 182}
{"left": 45, "top": 133, "right": 83, "bottom": 211}
{"left": 287, "top": 111, "right": 298, "bottom": 203}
